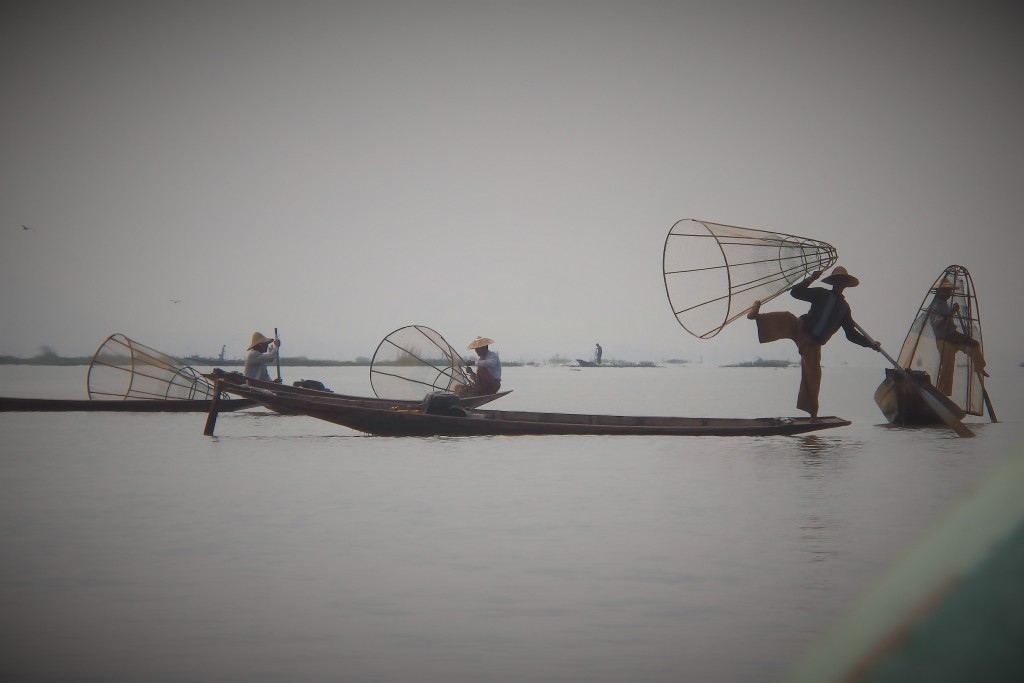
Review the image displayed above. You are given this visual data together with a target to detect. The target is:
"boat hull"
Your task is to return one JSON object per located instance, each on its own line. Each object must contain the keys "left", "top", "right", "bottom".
{"left": 0, "top": 396, "right": 256, "bottom": 413}
{"left": 874, "top": 368, "right": 968, "bottom": 426}
{"left": 216, "top": 383, "right": 850, "bottom": 437}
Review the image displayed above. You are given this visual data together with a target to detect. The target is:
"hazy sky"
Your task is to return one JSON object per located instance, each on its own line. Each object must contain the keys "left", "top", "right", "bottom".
{"left": 3, "top": 1, "right": 1022, "bottom": 368}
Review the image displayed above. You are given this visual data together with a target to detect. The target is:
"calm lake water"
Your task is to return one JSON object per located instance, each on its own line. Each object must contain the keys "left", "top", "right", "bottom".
{"left": 1, "top": 363, "right": 1021, "bottom": 682}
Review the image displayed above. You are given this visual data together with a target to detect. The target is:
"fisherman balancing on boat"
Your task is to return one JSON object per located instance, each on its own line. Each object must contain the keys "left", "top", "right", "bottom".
{"left": 464, "top": 336, "right": 501, "bottom": 396}
{"left": 244, "top": 331, "right": 281, "bottom": 382}
{"left": 928, "top": 278, "right": 989, "bottom": 395}
{"left": 747, "top": 266, "right": 881, "bottom": 421}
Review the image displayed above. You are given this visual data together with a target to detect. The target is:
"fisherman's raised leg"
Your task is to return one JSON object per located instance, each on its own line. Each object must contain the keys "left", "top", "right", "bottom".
{"left": 753, "top": 310, "right": 802, "bottom": 345}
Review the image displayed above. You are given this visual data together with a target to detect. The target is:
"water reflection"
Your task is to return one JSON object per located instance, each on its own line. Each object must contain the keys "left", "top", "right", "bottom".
{"left": 796, "top": 434, "right": 852, "bottom": 456}
{"left": 792, "top": 435, "right": 861, "bottom": 479}
{"left": 751, "top": 436, "right": 866, "bottom": 610}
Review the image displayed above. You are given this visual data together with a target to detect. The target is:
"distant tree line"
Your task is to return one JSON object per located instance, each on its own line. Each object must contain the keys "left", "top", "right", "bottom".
{"left": 0, "top": 346, "right": 92, "bottom": 366}
{"left": 0, "top": 347, "right": 374, "bottom": 367}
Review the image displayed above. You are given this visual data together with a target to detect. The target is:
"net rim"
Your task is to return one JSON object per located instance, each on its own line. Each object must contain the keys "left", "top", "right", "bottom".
{"left": 662, "top": 218, "right": 838, "bottom": 339}
{"left": 368, "top": 324, "right": 468, "bottom": 399}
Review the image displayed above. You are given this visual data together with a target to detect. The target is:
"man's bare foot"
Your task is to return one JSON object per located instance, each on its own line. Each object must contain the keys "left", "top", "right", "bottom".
{"left": 747, "top": 300, "right": 761, "bottom": 320}
{"left": 809, "top": 416, "right": 820, "bottom": 424}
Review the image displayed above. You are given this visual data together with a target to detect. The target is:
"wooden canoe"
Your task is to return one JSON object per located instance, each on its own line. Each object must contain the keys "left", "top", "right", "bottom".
{"left": 206, "top": 369, "right": 511, "bottom": 410}
{"left": 213, "top": 382, "right": 851, "bottom": 437}
{"left": 873, "top": 368, "right": 968, "bottom": 426}
{"left": 0, "top": 396, "right": 256, "bottom": 413}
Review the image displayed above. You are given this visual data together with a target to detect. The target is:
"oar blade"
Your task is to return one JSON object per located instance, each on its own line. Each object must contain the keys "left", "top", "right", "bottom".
{"left": 916, "top": 382, "right": 976, "bottom": 438}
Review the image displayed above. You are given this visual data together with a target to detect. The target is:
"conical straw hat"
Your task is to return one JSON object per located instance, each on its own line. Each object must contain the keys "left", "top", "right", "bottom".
{"left": 822, "top": 266, "right": 859, "bottom": 287}
{"left": 248, "top": 331, "right": 274, "bottom": 350}
{"left": 467, "top": 336, "right": 494, "bottom": 350}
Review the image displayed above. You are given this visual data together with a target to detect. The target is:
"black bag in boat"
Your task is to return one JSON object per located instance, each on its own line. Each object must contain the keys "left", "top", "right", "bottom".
{"left": 423, "top": 391, "right": 466, "bottom": 416}
{"left": 293, "top": 379, "right": 332, "bottom": 392}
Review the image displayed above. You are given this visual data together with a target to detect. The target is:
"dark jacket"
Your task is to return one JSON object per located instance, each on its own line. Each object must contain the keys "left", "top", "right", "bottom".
{"left": 791, "top": 282, "right": 873, "bottom": 347}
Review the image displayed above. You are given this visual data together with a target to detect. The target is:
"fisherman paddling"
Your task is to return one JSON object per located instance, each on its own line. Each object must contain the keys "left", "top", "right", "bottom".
{"left": 244, "top": 331, "right": 282, "bottom": 382}
{"left": 747, "top": 266, "right": 880, "bottom": 421}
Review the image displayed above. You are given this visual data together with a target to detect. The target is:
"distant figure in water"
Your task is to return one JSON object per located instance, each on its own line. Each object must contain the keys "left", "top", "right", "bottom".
{"left": 465, "top": 336, "right": 501, "bottom": 396}
{"left": 927, "top": 278, "right": 988, "bottom": 395}
{"left": 747, "top": 266, "right": 880, "bottom": 421}
{"left": 595, "top": 343, "right": 603, "bottom": 365}
{"left": 244, "top": 331, "right": 281, "bottom": 382}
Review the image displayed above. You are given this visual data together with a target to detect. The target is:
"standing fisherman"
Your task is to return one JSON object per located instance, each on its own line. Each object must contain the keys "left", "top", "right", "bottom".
{"left": 747, "top": 266, "right": 880, "bottom": 421}
{"left": 928, "top": 278, "right": 989, "bottom": 395}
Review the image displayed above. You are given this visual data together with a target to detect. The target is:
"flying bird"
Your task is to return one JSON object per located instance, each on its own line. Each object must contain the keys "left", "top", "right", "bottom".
{"left": 21, "top": 225, "right": 32, "bottom": 231}
{"left": 170, "top": 299, "right": 182, "bottom": 304}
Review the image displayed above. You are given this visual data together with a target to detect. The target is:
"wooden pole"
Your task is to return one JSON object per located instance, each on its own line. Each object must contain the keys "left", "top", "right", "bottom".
{"left": 274, "top": 327, "right": 281, "bottom": 383}
{"left": 203, "top": 379, "right": 222, "bottom": 436}
{"left": 982, "top": 384, "right": 999, "bottom": 423}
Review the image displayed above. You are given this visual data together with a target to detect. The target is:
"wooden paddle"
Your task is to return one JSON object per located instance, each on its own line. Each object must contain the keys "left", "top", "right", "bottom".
{"left": 855, "top": 323, "right": 974, "bottom": 438}
{"left": 203, "top": 379, "right": 222, "bottom": 436}
{"left": 274, "top": 327, "right": 282, "bottom": 383}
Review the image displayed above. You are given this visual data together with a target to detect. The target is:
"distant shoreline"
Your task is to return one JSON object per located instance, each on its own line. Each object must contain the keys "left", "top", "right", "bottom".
{"left": 721, "top": 358, "right": 793, "bottom": 368}
{"left": 0, "top": 355, "right": 542, "bottom": 368}
{"left": 0, "top": 355, "right": 368, "bottom": 367}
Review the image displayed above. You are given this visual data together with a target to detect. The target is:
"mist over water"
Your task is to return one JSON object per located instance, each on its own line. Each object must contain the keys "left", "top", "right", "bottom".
{"left": 1, "top": 364, "right": 1021, "bottom": 682}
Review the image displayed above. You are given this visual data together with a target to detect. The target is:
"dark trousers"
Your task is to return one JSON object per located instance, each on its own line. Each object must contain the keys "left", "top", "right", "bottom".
{"left": 755, "top": 311, "right": 822, "bottom": 416}
{"left": 469, "top": 367, "right": 501, "bottom": 396}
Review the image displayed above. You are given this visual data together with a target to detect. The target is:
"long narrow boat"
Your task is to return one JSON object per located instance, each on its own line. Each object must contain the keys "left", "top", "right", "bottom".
{"left": 1, "top": 334, "right": 260, "bottom": 413}
{"left": 0, "top": 395, "right": 255, "bottom": 413}
{"left": 206, "top": 368, "right": 511, "bottom": 410}
{"left": 212, "top": 382, "right": 850, "bottom": 437}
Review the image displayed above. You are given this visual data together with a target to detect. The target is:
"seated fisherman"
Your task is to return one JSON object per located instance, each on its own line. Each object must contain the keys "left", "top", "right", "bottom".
{"left": 464, "top": 336, "right": 501, "bottom": 396}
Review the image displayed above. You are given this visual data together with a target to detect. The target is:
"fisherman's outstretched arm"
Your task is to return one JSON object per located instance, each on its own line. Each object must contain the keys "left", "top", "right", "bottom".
{"left": 843, "top": 318, "right": 879, "bottom": 349}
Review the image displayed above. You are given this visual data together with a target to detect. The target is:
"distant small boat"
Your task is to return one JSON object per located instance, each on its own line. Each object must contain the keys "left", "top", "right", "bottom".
{"left": 575, "top": 359, "right": 598, "bottom": 367}
{"left": 210, "top": 381, "right": 851, "bottom": 438}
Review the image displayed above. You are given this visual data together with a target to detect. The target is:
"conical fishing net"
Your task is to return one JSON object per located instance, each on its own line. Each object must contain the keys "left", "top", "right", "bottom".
{"left": 87, "top": 333, "right": 217, "bottom": 400}
{"left": 663, "top": 218, "right": 838, "bottom": 339}
{"left": 370, "top": 325, "right": 471, "bottom": 400}
{"left": 892, "top": 265, "right": 985, "bottom": 416}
